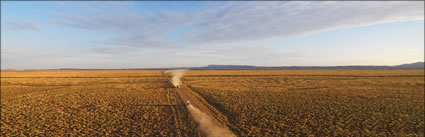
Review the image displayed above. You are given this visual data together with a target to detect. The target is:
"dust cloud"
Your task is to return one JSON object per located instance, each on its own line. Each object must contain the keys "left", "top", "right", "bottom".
{"left": 187, "top": 104, "right": 236, "bottom": 137}
{"left": 164, "top": 70, "right": 186, "bottom": 88}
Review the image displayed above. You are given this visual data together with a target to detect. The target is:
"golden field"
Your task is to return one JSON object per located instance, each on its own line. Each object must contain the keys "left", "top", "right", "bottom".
{"left": 185, "top": 70, "right": 424, "bottom": 136}
{"left": 1, "top": 70, "right": 424, "bottom": 136}
{"left": 1, "top": 70, "right": 199, "bottom": 136}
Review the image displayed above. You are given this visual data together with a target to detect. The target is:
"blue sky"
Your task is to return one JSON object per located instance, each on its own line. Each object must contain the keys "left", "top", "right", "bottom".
{"left": 1, "top": 1, "right": 424, "bottom": 69}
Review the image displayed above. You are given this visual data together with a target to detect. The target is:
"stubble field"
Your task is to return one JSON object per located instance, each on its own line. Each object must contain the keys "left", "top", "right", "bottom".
{"left": 1, "top": 70, "right": 424, "bottom": 136}
{"left": 1, "top": 70, "right": 199, "bottom": 136}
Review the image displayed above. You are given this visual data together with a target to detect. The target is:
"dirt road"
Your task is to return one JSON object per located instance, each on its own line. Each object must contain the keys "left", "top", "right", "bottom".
{"left": 175, "top": 86, "right": 223, "bottom": 126}
{"left": 175, "top": 85, "right": 236, "bottom": 137}
{"left": 163, "top": 72, "right": 222, "bottom": 125}
{"left": 163, "top": 71, "right": 235, "bottom": 137}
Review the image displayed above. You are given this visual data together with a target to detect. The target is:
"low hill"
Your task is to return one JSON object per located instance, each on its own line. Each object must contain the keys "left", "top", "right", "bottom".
{"left": 193, "top": 62, "right": 424, "bottom": 70}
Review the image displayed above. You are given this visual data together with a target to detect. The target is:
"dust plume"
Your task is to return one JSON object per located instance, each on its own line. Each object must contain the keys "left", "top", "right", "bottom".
{"left": 187, "top": 104, "right": 236, "bottom": 137}
{"left": 164, "top": 70, "right": 186, "bottom": 88}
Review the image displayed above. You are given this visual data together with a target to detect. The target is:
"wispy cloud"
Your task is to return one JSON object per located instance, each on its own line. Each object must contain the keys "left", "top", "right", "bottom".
{"left": 52, "top": 3, "right": 190, "bottom": 48}
{"left": 52, "top": 1, "right": 423, "bottom": 49}
{"left": 5, "top": 20, "right": 43, "bottom": 31}
{"left": 188, "top": 1, "right": 423, "bottom": 44}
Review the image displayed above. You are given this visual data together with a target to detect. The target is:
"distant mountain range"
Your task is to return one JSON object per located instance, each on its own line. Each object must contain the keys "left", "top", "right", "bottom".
{"left": 23, "top": 61, "right": 424, "bottom": 70}
{"left": 393, "top": 62, "right": 424, "bottom": 69}
{"left": 187, "top": 62, "right": 424, "bottom": 70}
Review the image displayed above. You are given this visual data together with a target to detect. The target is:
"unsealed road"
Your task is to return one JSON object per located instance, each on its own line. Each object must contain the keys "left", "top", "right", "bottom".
{"left": 163, "top": 71, "right": 235, "bottom": 136}
{"left": 174, "top": 86, "right": 226, "bottom": 128}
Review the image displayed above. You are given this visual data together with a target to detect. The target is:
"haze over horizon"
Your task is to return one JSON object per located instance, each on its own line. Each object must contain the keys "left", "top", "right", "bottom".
{"left": 1, "top": 1, "right": 424, "bottom": 69}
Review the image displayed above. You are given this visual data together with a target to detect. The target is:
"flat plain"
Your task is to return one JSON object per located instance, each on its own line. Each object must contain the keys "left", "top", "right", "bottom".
{"left": 1, "top": 70, "right": 424, "bottom": 136}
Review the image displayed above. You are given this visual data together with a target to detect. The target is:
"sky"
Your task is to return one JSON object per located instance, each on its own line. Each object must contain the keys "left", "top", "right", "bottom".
{"left": 1, "top": 1, "right": 424, "bottom": 69}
